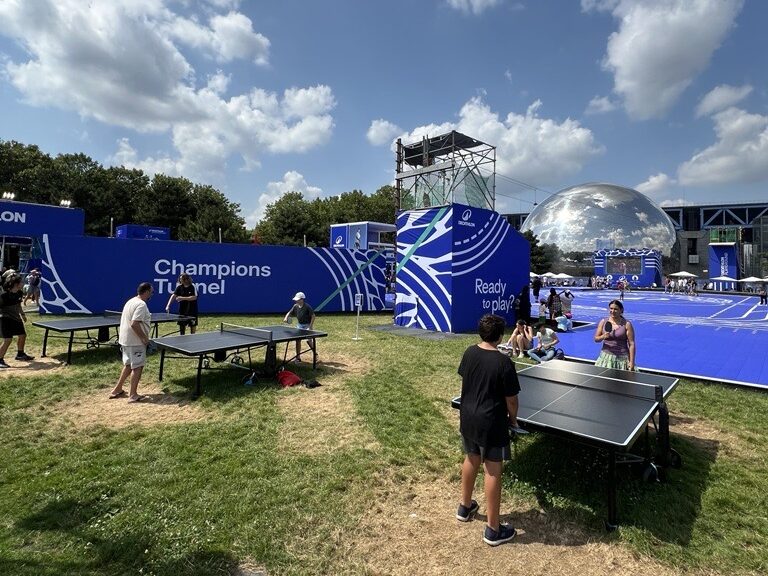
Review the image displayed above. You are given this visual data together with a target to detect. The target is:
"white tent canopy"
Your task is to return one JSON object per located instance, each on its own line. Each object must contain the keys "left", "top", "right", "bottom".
{"left": 738, "top": 276, "right": 764, "bottom": 283}
{"left": 670, "top": 271, "right": 698, "bottom": 278}
{"left": 529, "top": 272, "right": 540, "bottom": 278}
{"left": 541, "top": 272, "right": 556, "bottom": 277}
{"left": 710, "top": 275, "right": 736, "bottom": 282}
{"left": 553, "top": 273, "right": 574, "bottom": 279}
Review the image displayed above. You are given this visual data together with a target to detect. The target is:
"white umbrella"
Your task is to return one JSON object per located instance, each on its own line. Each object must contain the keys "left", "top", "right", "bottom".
{"left": 710, "top": 275, "right": 737, "bottom": 281}
{"left": 529, "top": 271, "right": 540, "bottom": 278}
{"left": 738, "top": 276, "right": 764, "bottom": 283}
{"left": 541, "top": 272, "right": 556, "bottom": 277}
{"left": 670, "top": 271, "right": 698, "bottom": 278}
{"left": 553, "top": 273, "right": 574, "bottom": 279}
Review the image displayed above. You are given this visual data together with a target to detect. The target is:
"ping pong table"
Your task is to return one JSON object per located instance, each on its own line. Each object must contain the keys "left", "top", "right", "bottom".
{"left": 152, "top": 323, "right": 328, "bottom": 398}
{"left": 33, "top": 311, "right": 191, "bottom": 365}
{"left": 452, "top": 359, "right": 680, "bottom": 529}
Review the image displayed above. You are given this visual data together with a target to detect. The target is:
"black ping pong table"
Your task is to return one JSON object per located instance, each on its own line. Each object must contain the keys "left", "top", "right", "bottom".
{"left": 33, "top": 311, "right": 192, "bottom": 365}
{"left": 452, "top": 359, "right": 680, "bottom": 529}
{"left": 152, "top": 323, "right": 328, "bottom": 398}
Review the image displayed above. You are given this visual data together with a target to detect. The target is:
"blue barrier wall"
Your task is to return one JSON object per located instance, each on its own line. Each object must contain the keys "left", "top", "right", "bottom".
{"left": 394, "top": 203, "right": 529, "bottom": 333}
{"left": 593, "top": 248, "right": 661, "bottom": 287}
{"left": 39, "top": 234, "right": 388, "bottom": 315}
{"left": 0, "top": 200, "right": 84, "bottom": 237}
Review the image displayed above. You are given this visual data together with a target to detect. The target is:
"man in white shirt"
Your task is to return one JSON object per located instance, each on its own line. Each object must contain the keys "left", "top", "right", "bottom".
{"left": 109, "top": 282, "right": 153, "bottom": 402}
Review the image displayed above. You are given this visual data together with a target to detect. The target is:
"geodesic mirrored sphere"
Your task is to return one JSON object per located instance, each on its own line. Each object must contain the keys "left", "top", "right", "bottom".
{"left": 519, "top": 182, "right": 677, "bottom": 256}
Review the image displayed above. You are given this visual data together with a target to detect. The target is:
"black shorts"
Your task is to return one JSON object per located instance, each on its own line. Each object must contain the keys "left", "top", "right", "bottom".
{"left": 462, "top": 434, "right": 511, "bottom": 462}
{"left": 178, "top": 317, "right": 198, "bottom": 328}
{"left": 0, "top": 317, "right": 26, "bottom": 338}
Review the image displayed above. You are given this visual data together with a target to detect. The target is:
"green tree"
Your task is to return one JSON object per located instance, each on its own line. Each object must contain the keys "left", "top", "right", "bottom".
{"left": 254, "top": 192, "right": 315, "bottom": 246}
{"left": 135, "top": 174, "right": 195, "bottom": 239}
{"left": 179, "top": 184, "right": 249, "bottom": 243}
{"left": 522, "top": 230, "right": 552, "bottom": 272}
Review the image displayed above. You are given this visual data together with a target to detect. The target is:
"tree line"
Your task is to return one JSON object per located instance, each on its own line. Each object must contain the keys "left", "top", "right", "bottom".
{"left": 1, "top": 138, "right": 555, "bottom": 268}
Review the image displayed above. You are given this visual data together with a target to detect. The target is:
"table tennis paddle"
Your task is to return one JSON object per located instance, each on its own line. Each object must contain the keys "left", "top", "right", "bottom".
{"left": 604, "top": 321, "right": 613, "bottom": 333}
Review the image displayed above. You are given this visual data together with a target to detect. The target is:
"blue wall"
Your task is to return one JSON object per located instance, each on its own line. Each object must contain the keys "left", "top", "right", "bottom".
{"left": 395, "top": 203, "right": 530, "bottom": 333}
{"left": 0, "top": 200, "right": 84, "bottom": 238}
{"left": 39, "top": 234, "right": 388, "bottom": 315}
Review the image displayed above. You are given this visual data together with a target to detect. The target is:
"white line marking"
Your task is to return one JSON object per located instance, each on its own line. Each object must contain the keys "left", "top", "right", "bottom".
{"left": 709, "top": 296, "right": 751, "bottom": 318}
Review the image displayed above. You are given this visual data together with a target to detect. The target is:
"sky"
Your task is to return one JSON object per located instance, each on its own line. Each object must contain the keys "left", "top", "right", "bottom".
{"left": 0, "top": 0, "right": 766, "bottom": 227}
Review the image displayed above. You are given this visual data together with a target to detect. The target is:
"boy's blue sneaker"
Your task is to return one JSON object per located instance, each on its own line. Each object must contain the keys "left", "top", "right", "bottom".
{"left": 483, "top": 523, "right": 517, "bottom": 546}
{"left": 456, "top": 500, "right": 479, "bottom": 522}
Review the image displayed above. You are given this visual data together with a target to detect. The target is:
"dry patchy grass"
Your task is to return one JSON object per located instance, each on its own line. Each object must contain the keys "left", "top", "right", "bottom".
{"left": 27, "top": 380, "right": 210, "bottom": 432}
{"left": 351, "top": 473, "right": 704, "bottom": 576}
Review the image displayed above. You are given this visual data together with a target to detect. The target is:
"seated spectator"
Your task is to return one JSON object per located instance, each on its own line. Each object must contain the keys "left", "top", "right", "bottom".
{"left": 504, "top": 320, "right": 533, "bottom": 358}
{"left": 555, "top": 315, "right": 573, "bottom": 332}
{"left": 527, "top": 322, "right": 560, "bottom": 363}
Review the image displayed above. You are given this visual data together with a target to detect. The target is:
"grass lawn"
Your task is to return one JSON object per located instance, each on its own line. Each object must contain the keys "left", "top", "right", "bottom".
{"left": 1, "top": 313, "right": 767, "bottom": 575}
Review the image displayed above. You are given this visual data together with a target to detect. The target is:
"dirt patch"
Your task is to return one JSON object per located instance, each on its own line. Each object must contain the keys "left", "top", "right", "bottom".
{"left": 277, "top": 353, "right": 379, "bottom": 456}
{"left": 0, "top": 356, "right": 66, "bottom": 378}
{"left": 32, "top": 381, "right": 210, "bottom": 431}
{"left": 351, "top": 474, "right": 702, "bottom": 576}
{"left": 670, "top": 411, "right": 755, "bottom": 461}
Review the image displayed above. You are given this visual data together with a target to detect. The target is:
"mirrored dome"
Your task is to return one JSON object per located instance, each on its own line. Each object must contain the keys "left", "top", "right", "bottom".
{"left": 519, "top": 182, "right": 677, "bottom": 256}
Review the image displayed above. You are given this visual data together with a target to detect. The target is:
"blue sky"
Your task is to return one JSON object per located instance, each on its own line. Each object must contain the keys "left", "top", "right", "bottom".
{"left": 0, "top": 0, "right": 766, "bottom": 226}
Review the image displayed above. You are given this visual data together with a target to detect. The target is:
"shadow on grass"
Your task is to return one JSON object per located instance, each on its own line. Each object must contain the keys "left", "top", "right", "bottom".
{"left": 509, "top": 429, "right": 718, "bottom": 543}
{"left": 11, "top": 497, "right": 238, "bottom": 576}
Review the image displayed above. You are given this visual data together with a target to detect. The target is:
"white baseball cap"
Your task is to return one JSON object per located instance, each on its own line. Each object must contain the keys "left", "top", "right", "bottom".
{"left": 292, "top": 291, "right": 306, "bottom": 301}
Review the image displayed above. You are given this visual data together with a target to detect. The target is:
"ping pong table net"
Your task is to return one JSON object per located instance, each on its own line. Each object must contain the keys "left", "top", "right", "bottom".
{"left": 524, "top": 364, "right": 663, "bottom": 403}
{"left": 219, "top": 323, "right": 274, "bottom": 343}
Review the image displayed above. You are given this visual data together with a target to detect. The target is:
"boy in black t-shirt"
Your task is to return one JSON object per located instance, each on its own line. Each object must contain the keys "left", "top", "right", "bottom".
{"left": 165, "top": 274, "right": 198, "bottom": 334}
{"left": 457, "top": 314, "right": 521, "bottom": 546}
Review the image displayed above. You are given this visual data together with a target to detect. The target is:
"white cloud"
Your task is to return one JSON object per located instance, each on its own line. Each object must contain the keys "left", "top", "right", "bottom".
{"left": 584, "top": 95, "right": 618, "bottom": 115}
{"left": 636, "top": 172, "right": 675, "bottom": 197}
{"left": 245, "top": 171, "right": 323, "bottom": 226}
{"left": 660, "top": 198, "right": 693, "bottom": 207}
{"left": 677, "top": 107, "right": 768, "bottom": 186}
{"left": 0, "top": 0, "right": 334, "bottom": 182}
{"left": 446, "top": 0, "right": 502, "bottom": 16}
{"left": 366, "top": 119, "right": 402, "bottom": 146}
{"left": 398, "top": 97, "right": 603, "bottom": 193}
{"left": 586, "top": 0, "right": 743, "bottom": 120}
{"left": 695, "top": 84, "right": 753, "bottom": 118}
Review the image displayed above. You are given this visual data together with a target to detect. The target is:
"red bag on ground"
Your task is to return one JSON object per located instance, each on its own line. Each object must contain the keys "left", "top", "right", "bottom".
{"left": 277, "top": 369, "right": 302, "bottom": 388}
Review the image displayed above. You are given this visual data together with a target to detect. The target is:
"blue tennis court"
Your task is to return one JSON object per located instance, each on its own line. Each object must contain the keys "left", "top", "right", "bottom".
{"left": 545, "top": 288, "right": 768, "bottom": 389}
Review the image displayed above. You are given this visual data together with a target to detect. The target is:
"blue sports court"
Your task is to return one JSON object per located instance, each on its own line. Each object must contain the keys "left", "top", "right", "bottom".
{"left": 548, "top": 288, "right": 768, "bottom": 389}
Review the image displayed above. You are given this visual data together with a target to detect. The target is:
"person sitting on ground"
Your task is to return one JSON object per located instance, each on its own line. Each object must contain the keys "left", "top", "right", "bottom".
{"left": 457, "top": 313, "right": 521, "bottom": 546}
{"left": 503, "top": 319, "right": 533, "bottom": 358}
{"left": 0, "top": 274, "right": 35, "bottom": 368}
{"left": 594, "top": 299, "right": 636, "bottom": 371}
{"left": 527, "top": 321, "right": 559, "bottom": 363}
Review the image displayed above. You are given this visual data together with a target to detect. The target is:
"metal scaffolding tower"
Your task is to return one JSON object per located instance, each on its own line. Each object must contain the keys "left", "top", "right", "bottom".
{"left": 395, "top": 131, "right": 496, "bottom": 212}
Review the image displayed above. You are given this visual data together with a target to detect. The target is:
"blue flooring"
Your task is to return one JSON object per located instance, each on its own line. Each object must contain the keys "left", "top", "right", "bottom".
{"left": 539, "top": 289, "right": 768, "bottom": 389}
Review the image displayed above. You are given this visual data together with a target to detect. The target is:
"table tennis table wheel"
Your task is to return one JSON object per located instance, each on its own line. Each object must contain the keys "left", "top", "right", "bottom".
{"left": 232, "top": 355, "right": 244, "bottom": 365}
{"left": 203, "top": 358, "right": 211, "bottom": 369}
{"left": 641, "top": 462, "right": 659, "bottom": 483}
{"left": 669, "top": 448, "right": 682, "bottom": 469}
